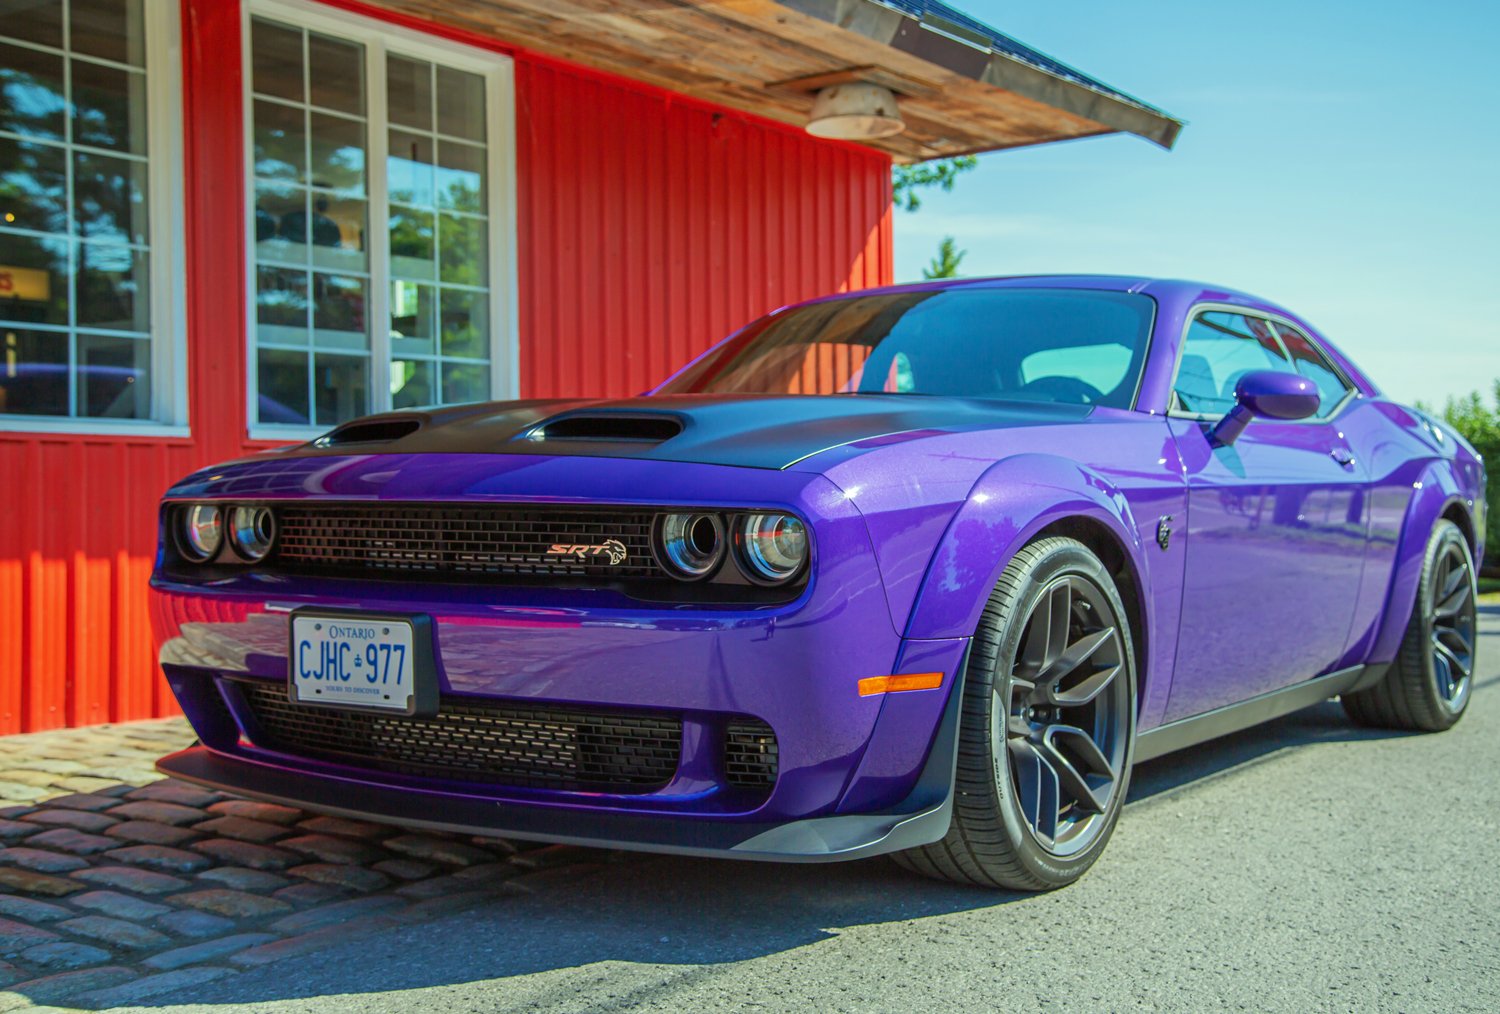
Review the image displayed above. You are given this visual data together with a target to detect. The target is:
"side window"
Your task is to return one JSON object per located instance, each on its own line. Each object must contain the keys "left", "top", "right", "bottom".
{"left": 1171, "top": 311, "right": 1292, "bottom": 415}
{"left": 1273, "top": 323, "right": 1351, "bottom": 418}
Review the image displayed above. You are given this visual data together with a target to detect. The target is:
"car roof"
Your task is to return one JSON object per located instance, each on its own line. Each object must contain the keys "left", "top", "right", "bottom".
{"left": 811, "top": 274, "right": 1267, "bottom": 304}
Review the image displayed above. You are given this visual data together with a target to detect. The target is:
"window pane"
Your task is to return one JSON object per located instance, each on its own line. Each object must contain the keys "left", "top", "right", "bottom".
{"left": 441, "top": 361, "right": 487, "bottom": 405}
{"left": 0, "top": 327, "right": 66, "bottom": 414}
{"left": 76, "top": 241, "right": 148, "bottom": 331}
{"left": 0, "top": 41, "right": 66, "bottom": 140}
{"left": 71, "top": 61, "right": 146, "bottom": 154}
{"left": 440, "top": 290, "right": 485, "bottom": 359}
{"left": 257, "top": 347, "right": 309, "bottom": 424}
{"left": 436, "top": 141, "right": 483, "bottom": 213}
{"left": 78, "top": 332, "right": 149, "bottom": 417}
{"left": 436, "top": 66, "right": 484, "bottom": 141}
{"left": 1173, "top": 312, "right": 1290, "bottom": 415}
{"left": 0, "top": 136, "right": 67, "bottom": 232}
{"left": 311, "top": 272, "right": 366, "bottom": 348}
{"left": 74, "top": 150, "right": 148, "bottom": 244}
{"left": 251, "top": 19, "right": 303, "bottom": 102}
{"left": 0, "top": 1, "right": 63, "bottom": 49}
{"left": 308, "top": 33, "right": 362, "bottom": 115}
{"left": 314, "top": 352, "right": 368, "bottom": 424}
{"left": 255, "top": 181, "right": 306, "bottom": 262}
{"left": 72, "top": 0, "right": 146, "bottom": 67}
{"left": 307, "top": 193, "right": 366, "bottom": 272}
{"left": 0, "top": 231, "right": 68, "bottom": 324}
{"left": 391, "top": 358, "right": 432, "bottom": 409}
{"left": 256, "top": 266, "right": 308, "bottom": 336}
{"left": 1274, "top": 323, "right": 1350, "bottom": 418}
{"left": 308, "top": 111, "right": 364, "bottom": 193}
{"left": 387, "top": 130, "right": 433, "bottom": 206}
{"left": 438, "top": 213, "right": 485, "bottom": 285}
{"left": 253, "top": 99, "right": 305, "bottom": 182}
{"left": 390, "top": 280, "right": 434, "bottom": 355}
{"left": 386, "top": 55, "right": 431, "bottom": 131}
{"left": 389, "top": 207, "right": 434, "bottom": 280}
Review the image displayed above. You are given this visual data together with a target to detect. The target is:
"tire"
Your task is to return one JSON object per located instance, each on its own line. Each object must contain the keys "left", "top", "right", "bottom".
{"left": 893, "top": 537, "right": 1137, "bottom": 890}
{"left": 1342, "top": 520, "right": 1477, "bottom": 732}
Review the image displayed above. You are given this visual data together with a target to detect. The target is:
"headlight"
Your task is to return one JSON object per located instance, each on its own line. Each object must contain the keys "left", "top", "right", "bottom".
{"left": 179, "top": 504, "right": 223, "bottom": 561}
{"left": 228, "top": 505, "right": 276, "bottom": 562}
{"left": 655, "top": 512, "right": 725, "bottom": 579}
{"left": 734, "top": 512, "right": 807, "bottom": 584}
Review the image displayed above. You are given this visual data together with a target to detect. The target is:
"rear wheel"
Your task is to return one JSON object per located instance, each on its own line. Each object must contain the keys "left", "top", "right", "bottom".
{"left": 1343, "top": 520, "right": 1477, "bottom": 732}
{"left": 894, "top": 537, "right": 1136, "bottom": 890}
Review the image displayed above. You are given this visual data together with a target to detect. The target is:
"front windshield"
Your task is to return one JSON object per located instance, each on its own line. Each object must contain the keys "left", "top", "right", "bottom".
{"left": 658, "top": 288, "right": 1156, "bottom": 409}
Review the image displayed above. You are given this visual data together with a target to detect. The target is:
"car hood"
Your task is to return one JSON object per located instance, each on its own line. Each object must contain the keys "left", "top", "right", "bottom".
{"left": 282, "top": 394, "right": 1093, "bottom": 471}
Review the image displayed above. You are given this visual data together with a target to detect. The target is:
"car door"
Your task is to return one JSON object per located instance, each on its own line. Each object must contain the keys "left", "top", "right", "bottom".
{"left": 1164, "top": 308, "right": 1369, "bottom": 722}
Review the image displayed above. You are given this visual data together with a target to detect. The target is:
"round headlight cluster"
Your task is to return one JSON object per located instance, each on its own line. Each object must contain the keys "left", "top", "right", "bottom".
{"left": 652, "top": 510, "right": 808, "bottom": 586}
{"left": 175, "top": 504, "right": 276, "bottom": 564}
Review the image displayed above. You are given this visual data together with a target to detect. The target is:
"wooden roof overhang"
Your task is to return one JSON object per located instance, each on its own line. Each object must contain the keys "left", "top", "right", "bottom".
{"left": 364, "top": 0, "right": 1183, "bottom": 163}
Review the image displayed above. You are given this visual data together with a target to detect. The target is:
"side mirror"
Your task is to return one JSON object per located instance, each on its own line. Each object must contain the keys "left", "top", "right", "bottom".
{"left": 1209, "top": 370, "right": 1320, "bottom": 446}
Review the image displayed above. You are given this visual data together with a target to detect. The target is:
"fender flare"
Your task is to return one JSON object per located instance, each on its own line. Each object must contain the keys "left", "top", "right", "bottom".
{"left": 902, "top": 453, "right": 1152, "bottom": 643}
{"left": 1367, "top": 462, "right": 1472, "bottom": 664}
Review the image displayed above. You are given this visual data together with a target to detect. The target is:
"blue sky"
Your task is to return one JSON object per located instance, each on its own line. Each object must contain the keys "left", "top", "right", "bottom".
{"left": 890, "top": 0, "right": 1500, "bottom": 409}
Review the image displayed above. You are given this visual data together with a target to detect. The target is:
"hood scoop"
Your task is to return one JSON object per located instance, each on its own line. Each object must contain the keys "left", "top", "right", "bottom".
{"left": 312, "top": 416, "right": 423, "bottom": 447}
{"left": 521, "top": 411, "right": 684, "bottom": 445}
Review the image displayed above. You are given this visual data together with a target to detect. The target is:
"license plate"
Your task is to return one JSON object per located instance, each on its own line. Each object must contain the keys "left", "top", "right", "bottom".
{"left": 289, "top": 612, "right": 420, "bottom": 713}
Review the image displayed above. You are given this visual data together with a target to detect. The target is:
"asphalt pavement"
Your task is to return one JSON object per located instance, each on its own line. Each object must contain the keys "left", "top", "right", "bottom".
{"left": 143, "top": 605, "right": 1500, "bottom": 1014}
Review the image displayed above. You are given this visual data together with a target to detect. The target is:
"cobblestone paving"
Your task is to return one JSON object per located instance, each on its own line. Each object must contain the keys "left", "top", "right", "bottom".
{"left": 0, "top": 719, "right": 604, "bottom": 1010}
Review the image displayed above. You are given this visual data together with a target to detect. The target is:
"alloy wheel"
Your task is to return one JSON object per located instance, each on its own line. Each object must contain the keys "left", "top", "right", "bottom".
{"left": 1429, "top": 538, "right": 1477, "bottom": 713}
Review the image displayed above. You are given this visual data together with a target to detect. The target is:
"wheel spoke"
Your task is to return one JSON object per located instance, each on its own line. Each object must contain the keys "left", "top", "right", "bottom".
{"left": 1434, "top": 572, "right": 1472, "bottom": 620}
{"left": 1039, "top": 725, "right": 1116, "bottom": 815}
{"left": 1432, "top": 630, "right": 1473, "bottom": 678}
{"left": 1009, "top": 739, "right": 1060, "bottom": 846}
{"left": 1021, "top": 582, "right": 1072, "bottom": 674}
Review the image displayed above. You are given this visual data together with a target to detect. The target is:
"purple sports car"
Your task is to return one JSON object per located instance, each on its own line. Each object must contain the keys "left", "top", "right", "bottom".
{"left": 152, "top": 276, "right": 1486, "bottom": 889}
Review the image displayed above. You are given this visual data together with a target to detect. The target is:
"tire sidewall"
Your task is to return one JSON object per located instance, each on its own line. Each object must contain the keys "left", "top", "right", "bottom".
{"left": 1413, "top": 521, "right": 1476, "bottom": 723}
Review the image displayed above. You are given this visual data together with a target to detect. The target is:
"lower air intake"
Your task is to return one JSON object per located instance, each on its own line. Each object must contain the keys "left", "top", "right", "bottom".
{"left": 724, "top": 719, "right": 779, "bottom": 791}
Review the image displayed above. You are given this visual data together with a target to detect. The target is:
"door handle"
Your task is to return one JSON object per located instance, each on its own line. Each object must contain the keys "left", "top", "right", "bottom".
{"left": 1330, "top": 448, "right": 1356, "bottom": 468}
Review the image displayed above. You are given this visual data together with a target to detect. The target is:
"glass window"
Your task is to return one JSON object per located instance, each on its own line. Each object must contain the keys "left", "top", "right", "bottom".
{"left": 1273, "top": 322, "right": 1352, "bottom": 418}
{"left": 1171, "top": 311, "right": 1291, "bottom": 416}
{"left": 0, "top": 0, "right": 161, "bottom": 423}
{"left": 248, "top": 17, "right": 497, "bottom": 428}
{"left": 659, "top": 289, "right": 1155, "bottom": 409}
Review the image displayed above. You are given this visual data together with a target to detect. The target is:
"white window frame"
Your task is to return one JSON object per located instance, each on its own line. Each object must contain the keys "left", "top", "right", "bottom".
{"left": 0, "top": 0, "right": 189, "bottom": 437}
{"left": 243, "top": 0, "right": 519, "bottom": 443}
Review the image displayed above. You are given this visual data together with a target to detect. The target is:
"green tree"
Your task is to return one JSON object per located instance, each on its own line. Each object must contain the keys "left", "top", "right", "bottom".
{"left": 892, "top": 156, "right": 978, "bottom": 213}
{"left": 1434, "top": 382, "right": 1500, "bottom": 566}
{"left": 922, "top": 236, "right": 966, "bottom": 279}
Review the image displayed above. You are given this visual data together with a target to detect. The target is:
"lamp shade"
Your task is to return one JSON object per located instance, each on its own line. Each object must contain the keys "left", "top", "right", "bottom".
{"left": 805, "top": 83, "right": 905, "bottom": 140}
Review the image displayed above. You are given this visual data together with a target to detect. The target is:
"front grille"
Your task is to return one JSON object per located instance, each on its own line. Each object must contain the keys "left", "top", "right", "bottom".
{"left": 273, "top": 504, "right": 659, "bottom": 580}
{"left": 231, "top": 679, "right": 682, "bottom": 793}
{"left": 724, "top": 719, "right": 779, "bottom": 790}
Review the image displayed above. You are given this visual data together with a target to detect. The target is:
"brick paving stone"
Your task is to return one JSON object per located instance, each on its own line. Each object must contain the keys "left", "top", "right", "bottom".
{"left": 25, "top": 828, "right": 119, "bottom": 855}
{"left": 196, "top": 866, "right": 291, "bottom": 892}
{"left": 17, "top": 940, "right": 113, "bottom": 971}
{"left": 59, "top": 915, "right": 172, "bottom": 951}
{"left": 230, "top": 918, "right": 397, "bottom": 967}
{"left": 372, "top": 858, "right": 436, "bottom": 880}
{"left": 288, "top": 862, "right": 390, "bottom": 893}
{"left": 0, "top": 805, "right": 34, "bottom": 819}
{"left": 103, "top": 844, "right": 211, "bottom": 873}
{"left": 76, "top": 965, "right": 235, "bottom": 1007}
{"left": 450, "top": 862, "right": 519, "bottom": 886}
{"left": 0, "top": 867, "right": 85, "bottom": 897}
{"left": 206, "top": 799, "right": 305, "bottom": 825}
{"left": 0, "top": 917, "right": 60, "bottom": 955}
{"left": 0, "top": 769, "right": 62, "bottom": 788}
{"left": 39, "top": 792, "right": 121, "bottom": 812}
{"left": 144, "top": 933, "right": 277, "bottom": 971}
{"left": 383, "top": 834, "right": 491, "bottom": 867}
{"left": 0, "top": 896, "right": 71, "bottom": 923}
{"left": 393, "top": 874, "right": 475, "bottom": 900}
{"left": 470, "top": 835, "right": 519, "bottom": 853}
{"left": 73, "top": 864, "right": 190, "bottom": 895}
{"left": 105, "top": 819, "right": 203, "bottom": 847}
{"left": 0, "top": 966, "right": 136, "bottom": 1010}
{"left": 0, "top": 818, "right": 40, "bottom": 842}
{"left": 106, "top": 800, "right": 207, "bottom": 826}
{"left": 50, "top": 775, "right": 129, "bottom": 795}
{"left": 15, "top": 758, "right": 88, "bottom": 776}
{"left": 268, "top": 894, "right": 406, "bottom": 934}
{"left": 273, "top": 882, "right": 346, "bottom": 906}
{"left": 278, "top": 833, "right": 388, "bottom": 866}
{"left": 126, "top": 781, "right": 222, "bottom": 807}
{"left": 173, "top": 889, "right": 293, "bottom": 919}
{"left": 295, "top": 815, "right": 394, "bottom": 840}
{"left": 192, "top": 815, "right": 293, "bottom": 844}
{"left": 0, "top": 847, "right": 88, "bottom": 874}
{"left": 0, "top": 959, "right": 21, "bottom": 988}
{"left": 71, "top": 890, "right": 172, "bottom": 921}
{"left": 19, "top": 808, "right": 119, "bottom": 832}
{"left": 0, "top": 784, "right": 44, "bottom": 804}
{"left": 155, "top": 909, "right": 237, "bottom": 940}
{"left": 192, "top": 837, "right": 298, "bottom": 870}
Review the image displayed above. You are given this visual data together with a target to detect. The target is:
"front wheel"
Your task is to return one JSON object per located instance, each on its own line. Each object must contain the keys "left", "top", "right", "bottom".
{"left": 894, "top": 537, "right": 1136, "bottom": 890}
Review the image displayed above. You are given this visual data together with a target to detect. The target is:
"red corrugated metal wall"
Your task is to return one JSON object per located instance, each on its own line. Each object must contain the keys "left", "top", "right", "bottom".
{"left": 0, "top": 0, "right": 894, "bottom": 735}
